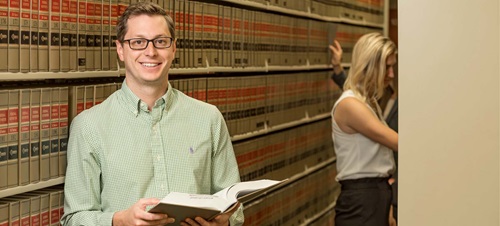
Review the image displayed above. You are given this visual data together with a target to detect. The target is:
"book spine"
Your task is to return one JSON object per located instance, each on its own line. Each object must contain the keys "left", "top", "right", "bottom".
{"left": 109, "top": 0, "right": 118, "bottom": 70}
{"left": 77, "top": 0, "right": 86, "bottom": 71}
{"left": 58, "top": 87, "right": 68, "bottom": 177}
{"left": 30, "top": 0, "right": 39, "bottom": 72}
{"left": 49, "top": 0, "right": 61, "bottom": 72}
{"left": 7, "top": 89, "right": 20, "bottom": 188}
{"left": 39, "top": 88, "right": 51, "bottom": 181}
{"left": 60, "top": 0, "right": 70, "bottom": 72}
{"left": 20, "top": 0, "right": 30, "bottom": 72}
{"left": 0, "top": 90, "right": 8, "bottom": 190}
{"left": 85, "top": 0, "right": 94, "bottom": 70}
{"left": 8, "top": 0, "right": 21, "bottom": 72}
{"left": 38, "top": 0, "right": 49, "bottom": 71}
{"left": 19, "top": 89, "right": 30, "bottom": 186}
{"left": 29, "top": 88, "right": 41, "bottom": 184}
{"left": 0, "top": 1, "right": 7, "bottom": 71}
{"left": 49, "top": 88, "right": 60, "bottom": 179}
{"left": 69, "top": 0, "right": 77, "bottom": 71}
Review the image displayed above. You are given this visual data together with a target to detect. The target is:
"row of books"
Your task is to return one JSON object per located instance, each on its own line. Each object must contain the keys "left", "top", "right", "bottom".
{"left": 0, "top": 0, "right": 382, "bottom": 73}
{"left": 172, "top": 71, "right": 341, "bottom": 136}
{"left": 243, "top": 162, "right": 339, "bottom": 226}
{"left": 310, "top": 0, "right": 385, "bottom": 24}
{"left": 234, "top": 119, "right": 334, "bottom": 182}
{"left": 0, "top": 185, "right": 64, "bottom": 226}
{"left": 0, "top": 88, "right": 69, "bottom": 191}
{"left": 247, "top": 0, "right": 385, "bottom": 24}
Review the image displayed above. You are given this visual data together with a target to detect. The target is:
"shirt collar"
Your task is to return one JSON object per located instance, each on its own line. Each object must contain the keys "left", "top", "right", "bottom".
{"left": 120, "top": 80, "right": 175, "bottom": 117}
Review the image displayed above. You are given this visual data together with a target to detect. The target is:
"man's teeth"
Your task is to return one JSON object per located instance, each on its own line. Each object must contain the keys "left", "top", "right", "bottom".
{"left": 142, "top": 63, "right": 158, "bottom": 67}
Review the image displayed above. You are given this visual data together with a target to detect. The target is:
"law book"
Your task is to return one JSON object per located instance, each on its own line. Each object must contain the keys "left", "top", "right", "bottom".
{"left": 77, "top": 0, "right": 86, "bottom": 71}
{"left": 0, "top": 1, "right": 7, "bottom": 71}
{"left": 93, "top": 0, "right": 103, "bottom": 71}
{"left": 39, "top": 0, "right": 49, "bottom": 71}
{"left": 19, "top": 89, "right": 31, "bottom": 186}
{"left": 1, "top": 196, "right": 30, "bottom": 226}
{"left": 0, "top": 200, "right": 20, "bottom": 226}
{"left": 60, "top": 0, "right": 71, "bottom": 72}
{"left": 49, "top": 88, "right": 60, "bottom": 179}
{"left": 49, "top": 0, "right": 61, "bottom": 72}
{"left": 58, "top": 87, "right": 69, "bottom": 177}
{"left": 39, "top": 88, "right": 51, "bottom": 181}
{"left": 69, "top": 0, "right": 78, "bottom": 71}
{"left": 7, "top": 89, "right": 19, "bottom": 188}
{"left": 109, "top": 0, "right": 118, "bottom": 71}
{"left": 0, "top": 90, "right": 8, "bottom": 190}
{"left": 30, "top": 0, "right": 39, "bottom": 72}
{"left": 85, "top": 0, "right": 95, "bottom": 71}
{"left": 20, "top": 0, "right": 30, "bottom": 72}
{"left": 148, "top": 179, "right": 286, "bottom": 224}
{"left": 101, "top": 0, "right": 110, "bottom": 71}
{"left": 8, "top": 0, "right": 20, "bottom": 72}
{"left": 0, "top": 202, "right": 8, "bottom": 226}
{"left": 29, "top": 88, "right": 41, "bottom": 184}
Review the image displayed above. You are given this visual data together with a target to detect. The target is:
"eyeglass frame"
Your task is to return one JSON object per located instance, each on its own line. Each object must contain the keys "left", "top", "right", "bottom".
{"left": 122, "top": 37, "right": 174, "bottom": 50}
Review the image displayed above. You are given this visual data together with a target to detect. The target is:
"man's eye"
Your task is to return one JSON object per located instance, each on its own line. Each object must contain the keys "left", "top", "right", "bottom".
{"left": 133, "top": 40, "right": 143, "bottom": 45}
{"left": 156, "top": 39, "right": 166, "bottom": 44}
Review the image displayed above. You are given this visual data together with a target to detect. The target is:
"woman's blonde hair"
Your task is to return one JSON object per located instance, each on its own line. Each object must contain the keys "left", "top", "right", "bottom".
{"left": 344, "top": 33, "right": 397, "bottom": 109}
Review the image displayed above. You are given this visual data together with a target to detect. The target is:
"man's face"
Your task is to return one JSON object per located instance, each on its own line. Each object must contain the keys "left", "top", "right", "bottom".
{"left": 116, "top": 14, "right": 176, "bottom": 87}
{"left": 384, "top": 54, "right": 397, "bottom": 87}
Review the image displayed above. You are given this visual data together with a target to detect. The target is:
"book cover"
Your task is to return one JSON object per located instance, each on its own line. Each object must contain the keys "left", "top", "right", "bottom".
{"left": 148, "top": 179, "right": 286, "bottom": 224}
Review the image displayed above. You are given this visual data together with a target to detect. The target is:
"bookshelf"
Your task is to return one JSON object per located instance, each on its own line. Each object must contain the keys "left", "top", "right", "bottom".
{"left": 0, "top": 0, "right": 388, "bottom": 225}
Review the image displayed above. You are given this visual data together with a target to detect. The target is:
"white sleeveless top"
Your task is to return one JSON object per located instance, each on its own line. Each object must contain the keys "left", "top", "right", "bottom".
{"left": 331, "top": 90, "right": 395, "bottom": 181}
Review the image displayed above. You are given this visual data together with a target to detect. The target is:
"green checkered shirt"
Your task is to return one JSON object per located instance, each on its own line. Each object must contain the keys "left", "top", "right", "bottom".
{"left": 62, "top": 80, "right": 243, "bottom": 225}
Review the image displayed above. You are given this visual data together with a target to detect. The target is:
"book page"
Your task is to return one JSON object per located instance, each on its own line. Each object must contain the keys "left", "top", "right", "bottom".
{"left": 159, "top": 192, "right": 231, "bottom": 212}
{"left": 214, "top": 179, "right": 283, "bottom": 204}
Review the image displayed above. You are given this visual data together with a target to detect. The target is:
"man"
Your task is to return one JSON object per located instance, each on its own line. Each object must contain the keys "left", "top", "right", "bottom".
{"left": 61, "top": 2, "right": 243, "bottom": 225}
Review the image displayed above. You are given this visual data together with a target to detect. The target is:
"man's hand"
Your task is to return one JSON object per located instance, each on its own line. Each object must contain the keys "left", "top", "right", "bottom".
{"left": 329, "top": 40, "right": 343, "bottom": 66}
{"left": 113, "top": 198, "right": 175, "bottom": 226}
{"left": 180, "top": 202, "right": 241, "bottom": 226}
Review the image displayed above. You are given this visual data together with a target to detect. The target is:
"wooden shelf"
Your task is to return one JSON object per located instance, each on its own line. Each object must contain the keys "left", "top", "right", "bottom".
{"left": 0, "top": 177, "right": 65, "bottom": 198}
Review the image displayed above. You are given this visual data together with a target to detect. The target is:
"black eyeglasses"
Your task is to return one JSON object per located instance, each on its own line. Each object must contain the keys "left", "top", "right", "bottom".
{"left": 122, "top": 37, "right": 174, "bottom": 50}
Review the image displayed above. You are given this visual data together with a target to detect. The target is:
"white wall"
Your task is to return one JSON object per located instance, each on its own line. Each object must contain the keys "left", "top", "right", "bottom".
{"left": 399, "top": 1, "right": 499, "bottom": 225}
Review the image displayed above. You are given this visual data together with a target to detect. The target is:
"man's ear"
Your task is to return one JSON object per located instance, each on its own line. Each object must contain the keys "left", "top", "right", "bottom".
{"left": 116, "top": 40, "right": 124, "bottom": 61}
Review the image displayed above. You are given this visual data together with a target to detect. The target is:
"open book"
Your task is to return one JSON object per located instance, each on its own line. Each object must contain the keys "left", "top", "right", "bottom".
{"left": 148, "top": 179, "right": 286, "bottom": 224}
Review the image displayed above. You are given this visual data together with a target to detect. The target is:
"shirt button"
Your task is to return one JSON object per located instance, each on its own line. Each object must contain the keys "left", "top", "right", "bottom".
{"left": 157, "top": 155, "right": 161, "bottom": 161}
{"left": 161, "top": 184, "right": 165, "bottom": 190}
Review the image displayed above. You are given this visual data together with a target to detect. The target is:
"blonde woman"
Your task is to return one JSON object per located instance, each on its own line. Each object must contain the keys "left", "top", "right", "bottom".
{"left": 331, "top": 33, "right": 398, "bottom": 226}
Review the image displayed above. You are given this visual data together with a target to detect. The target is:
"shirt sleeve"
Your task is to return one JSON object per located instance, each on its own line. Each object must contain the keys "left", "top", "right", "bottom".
{"left": 61, "top": 114, "right": 113, "bottom": 226}
{"left": 210, "top": 107, "right": 245, "bottom": 225}
{"left": 331, "top": 70, "right": 347, "bottom": 89}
